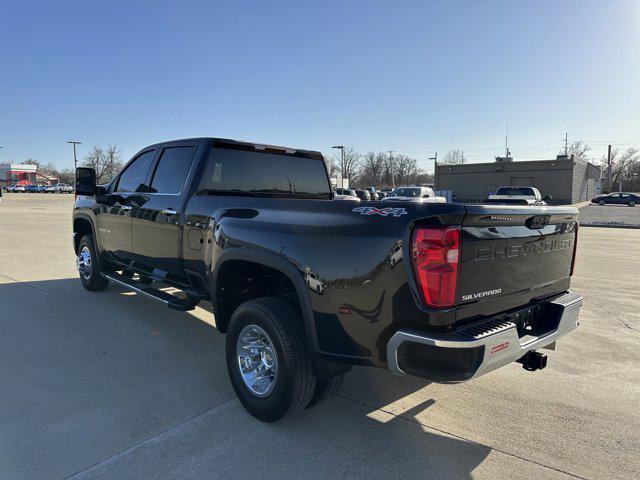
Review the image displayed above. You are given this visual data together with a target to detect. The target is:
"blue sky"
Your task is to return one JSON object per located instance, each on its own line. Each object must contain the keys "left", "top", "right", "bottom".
{"left": 1, "top": 0, "right": 639, "bottom": 171}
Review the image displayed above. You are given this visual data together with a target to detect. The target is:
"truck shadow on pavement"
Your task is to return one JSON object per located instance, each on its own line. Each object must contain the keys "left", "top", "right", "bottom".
{"left": 0, "top": 277, "right": 492, "bottom": 479}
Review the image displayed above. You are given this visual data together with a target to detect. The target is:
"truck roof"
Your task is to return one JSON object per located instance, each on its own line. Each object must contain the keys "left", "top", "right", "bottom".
{"left": 144, "top": 137, "right": 324, "bottom": 160}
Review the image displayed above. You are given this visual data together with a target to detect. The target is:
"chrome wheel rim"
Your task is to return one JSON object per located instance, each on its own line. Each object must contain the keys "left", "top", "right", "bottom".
{"left": 76, "top": 246, "right": 92, "bottom": 280}
{"left": 236, "top": 324, "right": 278, "bottom": 398}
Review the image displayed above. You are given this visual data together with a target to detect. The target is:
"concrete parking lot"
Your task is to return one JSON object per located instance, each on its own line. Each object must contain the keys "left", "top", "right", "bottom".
{"left": 578, "top": 203, "right": 640, "bottom": 228}
{"left": 0, "top": 194, "right": 638, "bottom": 480}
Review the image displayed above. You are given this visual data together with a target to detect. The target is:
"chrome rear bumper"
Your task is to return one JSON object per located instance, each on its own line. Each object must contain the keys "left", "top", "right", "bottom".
{"left": 387, "top": 292, "right": 583, "bottom": 382}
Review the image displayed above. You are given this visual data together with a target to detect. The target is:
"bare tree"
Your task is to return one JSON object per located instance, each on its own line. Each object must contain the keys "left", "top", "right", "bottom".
{"left": 359, "top": 152, "right": 386, "bottom": 187}
{"left": 341, "top": 147, "right": 362, "bottom": 185}
{"left": 82, "top": 145, "right": 124, "bottom": 183}
{"left": 393, "top": 154, "right": 420, "bottom": 185}
{"left": 441, "top": 149, "right": 465, "bottom": 165}
{"left": 560, "top": 141, "right": 590, "bottom": 160}
{"left": 323, "top": 155, "right": 340, "bottom": 180}
{"left": 22, "top": 158, "right": 58, "bottom": 174}
{"left": 56, "top": 168, "right": 75, "bottom": 184}
{"left": 601, "top": 148, "right": 640, "bottom": 191}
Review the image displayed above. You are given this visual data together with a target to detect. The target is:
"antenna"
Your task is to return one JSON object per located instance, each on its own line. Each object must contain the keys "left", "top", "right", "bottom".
{"left": 504, "top": 121, "right": 510, "bottom": 158}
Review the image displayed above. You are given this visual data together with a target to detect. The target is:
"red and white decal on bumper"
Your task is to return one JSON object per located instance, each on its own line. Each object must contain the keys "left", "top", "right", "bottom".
{"left": 490, "top": 341, "right": 510, "bottom": 355}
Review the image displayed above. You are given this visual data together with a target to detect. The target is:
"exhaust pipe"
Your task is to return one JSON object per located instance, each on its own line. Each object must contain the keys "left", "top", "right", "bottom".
{"left": 517, "top": 351, "right": 547, "bottom": 371}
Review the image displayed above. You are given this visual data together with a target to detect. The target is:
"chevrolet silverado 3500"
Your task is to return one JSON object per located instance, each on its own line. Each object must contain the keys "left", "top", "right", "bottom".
{"left": 72, "top": 137, "right": 582, "bottom": 422}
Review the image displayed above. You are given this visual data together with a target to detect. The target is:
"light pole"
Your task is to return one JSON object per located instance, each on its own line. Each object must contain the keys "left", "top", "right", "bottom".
{"left": 332, "top": 145, "right": 345, "bottom": 189}
{"left": 67, "top": 141, "right": 81, "bottom": 171}
{"left": 429, "top": 152, "right": 438, "bottom": 189}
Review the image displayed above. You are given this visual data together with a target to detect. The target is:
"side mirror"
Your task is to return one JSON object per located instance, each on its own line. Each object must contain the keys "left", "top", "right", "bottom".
{"left": 75, "top": 167, "right": 96, "bottom": 196}
{"left": 542, "top": 195, "right": 552, "bottom": 201}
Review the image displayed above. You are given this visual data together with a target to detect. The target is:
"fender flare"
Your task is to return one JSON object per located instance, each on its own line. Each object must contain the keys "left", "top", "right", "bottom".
{"left": 73, "top": 213, "right": 107, "bottom": 271}
{"left": 212, "top": 248, "right": 348, "bottom": 378}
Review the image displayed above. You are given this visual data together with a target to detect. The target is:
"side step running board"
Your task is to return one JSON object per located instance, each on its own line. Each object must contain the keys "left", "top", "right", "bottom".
{"left": 104, "top": 272, "right": 198, "bottom": 311}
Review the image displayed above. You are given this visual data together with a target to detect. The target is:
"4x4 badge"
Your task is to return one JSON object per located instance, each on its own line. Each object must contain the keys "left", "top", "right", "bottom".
{"left": 352, "top": 207, "right": 408, "bottom": 217}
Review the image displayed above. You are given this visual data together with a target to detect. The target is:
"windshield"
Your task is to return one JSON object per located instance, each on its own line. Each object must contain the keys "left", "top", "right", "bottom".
{"left": 495, "top": 187, "right": 535, "bottom": 196}
{"left": 392, "top": 187, "right": 422, "bottom": 197}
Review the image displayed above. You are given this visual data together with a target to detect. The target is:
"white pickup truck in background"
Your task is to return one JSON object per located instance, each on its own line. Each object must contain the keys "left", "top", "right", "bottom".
{"left": 485, "top": 186, "right": 550, "bottom": 205}
{"left": 45, "top": 183, "right": 74, "bottom": 193}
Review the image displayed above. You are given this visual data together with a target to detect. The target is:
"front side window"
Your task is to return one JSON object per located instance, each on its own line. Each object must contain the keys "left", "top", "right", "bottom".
{"left": 117, "top": 150, "right": 156, "bottom": 193}
{"left": 198, "top": 147, "right": 331, "bottom": 199}
{"left": 149, "top": 147, "right": 196, "bottom": 194}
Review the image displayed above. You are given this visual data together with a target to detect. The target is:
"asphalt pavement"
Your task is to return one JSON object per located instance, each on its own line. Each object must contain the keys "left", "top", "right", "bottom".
{"left": 0, "top": 194, "right": 638, "bottom": 480}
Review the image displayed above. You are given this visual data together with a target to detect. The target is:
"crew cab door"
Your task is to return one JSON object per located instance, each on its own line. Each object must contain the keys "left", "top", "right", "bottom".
{"left": 131, "top": 143, "right": 198, "bottom": 278}
{"left": 97, "top": 149, "right": 157, "bottom": 264}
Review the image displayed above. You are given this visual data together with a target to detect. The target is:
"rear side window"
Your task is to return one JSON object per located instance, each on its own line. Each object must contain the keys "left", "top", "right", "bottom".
{"left": 149, "top": 146, "right": 196, "bottom": 194}
{"left": 117, "top": 150, "right": 156, "bottom": 192}
{"left": 198, "top": 147, "right": 331, "bottom": 199}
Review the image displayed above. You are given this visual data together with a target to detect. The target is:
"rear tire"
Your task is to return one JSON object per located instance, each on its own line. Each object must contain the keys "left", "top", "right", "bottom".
{"left": 226, "top": 297, "right": 316, "bottom": 422}
{"left": 599, "top": 200, "right": 605, "bottom": 206}
{"left": 306, "top": 373, "right": 345, "bottom": 409}
{"left": 77, "top": 234, "right": 109, "bottom": 291}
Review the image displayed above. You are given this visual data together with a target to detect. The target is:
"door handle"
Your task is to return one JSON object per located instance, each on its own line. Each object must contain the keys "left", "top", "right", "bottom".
{"left": 120, "top": 205, "right": 132, "bottom": 211}
{"left": 162, "top": 209, "right": 178, "bottom": 215}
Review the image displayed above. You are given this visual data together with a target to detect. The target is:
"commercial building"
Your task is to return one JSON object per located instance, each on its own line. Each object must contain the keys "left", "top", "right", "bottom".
{"left": 0, "top": 163, "right": 38, "bottom": 186}
{"left": 435, "top": 155, "right": 601, "bottom": 204}
{"left": 0, "top": 164, "right": 58, "bottom": 186}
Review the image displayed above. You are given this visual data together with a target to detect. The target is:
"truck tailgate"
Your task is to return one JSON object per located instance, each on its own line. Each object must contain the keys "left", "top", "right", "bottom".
{"left": 456, "top": 204, "right": 578, "bottom": 321}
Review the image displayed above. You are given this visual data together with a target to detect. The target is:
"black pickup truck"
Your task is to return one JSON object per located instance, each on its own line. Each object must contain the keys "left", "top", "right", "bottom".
{"left": 73, "top": 137, "right": 583, "bottom": 422}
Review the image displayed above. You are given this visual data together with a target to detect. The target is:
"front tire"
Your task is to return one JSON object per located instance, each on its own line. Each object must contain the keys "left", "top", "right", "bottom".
{"left": 77, "top": 234, "right": 109, "bottom": 291}
{"left": 599, "top": 200, "right": 606, "bottom": 206}
{"left": 226, "top": 297, "right": 316, "bottom": 422}
{"left": 629, "top": 200, "right": 636, "bottom": 207}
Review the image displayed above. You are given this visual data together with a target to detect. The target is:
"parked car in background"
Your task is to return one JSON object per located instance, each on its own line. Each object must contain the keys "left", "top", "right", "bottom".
{"left": 382, "top": 186, "right": 446, "bottom": 203}
{"left": 5, "top": 184, "right": 15, "bottom": 192}
{"left": 377, "top": 191, "right": 388, "bottom": 199}
{"left": 335, "top": 188, "right": 358, "bottom": 197}
{"left": 13, "top": 184, "right": 26, "bottom": 192}
{"left": 591, "top": 192, "right": 638, "bottom": 207}
{"left": 366, "top": 187, "right": 379, "bottom": 201}
{"left": 485, "top": 186, "right": 550, "bottom": 206}
{"left": 334, "top": 188, "right": 360, "bottom": 201}
{"left": 305, "top": 271, "right": 324, "bottom": 294}
{"left": 46, "top": 183, "right": 74, "bottom": 193}
{"left": 354, "top": 189, "right": 371, "bottom": 201}
{"left": 26, "top": 184, "right": 46, "bottom": 193}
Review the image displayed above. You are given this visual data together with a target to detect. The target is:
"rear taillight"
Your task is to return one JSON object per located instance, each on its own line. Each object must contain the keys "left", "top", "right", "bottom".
{"left": 411, "top": 226, "right": 461, "bottom": 308}
{"left": 570, "top": 223, "right": 579, "bottom": 276}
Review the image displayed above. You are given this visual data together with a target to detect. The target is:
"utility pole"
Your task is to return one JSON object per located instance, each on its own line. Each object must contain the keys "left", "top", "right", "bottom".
{"left": 388, "top": 151, "right": 395, "bottom": 189}
{"left": 67, "top": 141, "right": 81, "bottom": 171}
{"left": 429, "top": 152, "right": 438, "bottom": 189}
{"left": 607, "top": 144, "right": 612, "bottom": 193}
{"left": 332, "top": 145, "right": 345, "bottom": 189}
{"left": 564, "top": 133, "right": 568, "bottom": 156}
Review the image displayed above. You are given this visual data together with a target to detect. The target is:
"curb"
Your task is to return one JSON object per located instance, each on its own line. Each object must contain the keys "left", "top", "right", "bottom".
{"left": 580, "top": 223, "right": 640, "bottom": 230}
